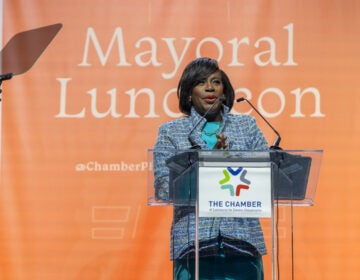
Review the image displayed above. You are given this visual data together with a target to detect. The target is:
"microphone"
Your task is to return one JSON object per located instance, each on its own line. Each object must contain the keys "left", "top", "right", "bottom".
{"left": 188, "top": 96, "right": 225, "bottom": 149}
{"left": 236, "top": 97, "right": 282, "bottom": 149}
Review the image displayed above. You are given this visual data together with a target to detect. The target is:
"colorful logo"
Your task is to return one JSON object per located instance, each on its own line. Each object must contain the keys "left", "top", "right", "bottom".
{"left": 219, "top": 167, "right": 251, "bottom": 196}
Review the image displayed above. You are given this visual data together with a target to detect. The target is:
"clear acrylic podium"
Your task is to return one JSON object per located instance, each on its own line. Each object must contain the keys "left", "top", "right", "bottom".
{"left": 148, "top": 149, "right": 323, "bottom": 280}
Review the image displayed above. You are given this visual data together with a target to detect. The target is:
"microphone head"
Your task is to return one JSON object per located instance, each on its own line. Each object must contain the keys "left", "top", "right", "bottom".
{"left": 218, "top": 96, "right": 226, "bottom": 101}
{"left": 236, "top": 97, "right": 246, "bottom": 102}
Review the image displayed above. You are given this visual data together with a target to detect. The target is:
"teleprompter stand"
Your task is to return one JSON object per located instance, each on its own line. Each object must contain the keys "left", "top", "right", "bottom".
{"left": 0, "top": 23, "right": 63, "bottom": 173}
{"left": 148, "top": 149, "right": 322, "bottom": 280}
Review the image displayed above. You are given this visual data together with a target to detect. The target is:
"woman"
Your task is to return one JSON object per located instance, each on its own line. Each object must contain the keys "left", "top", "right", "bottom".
{"left": 153, "top": 57, "right": 268, "bottom": 280}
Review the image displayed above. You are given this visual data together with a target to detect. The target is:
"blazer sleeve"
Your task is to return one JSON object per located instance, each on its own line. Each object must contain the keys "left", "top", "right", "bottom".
{"left": 153, "top": 124, "right": 176, "bottom": 201}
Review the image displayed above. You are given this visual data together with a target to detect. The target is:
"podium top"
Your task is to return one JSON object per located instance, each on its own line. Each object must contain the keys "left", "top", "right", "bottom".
{"left": 148, "top": 149, "right": 323, "bottom": 206}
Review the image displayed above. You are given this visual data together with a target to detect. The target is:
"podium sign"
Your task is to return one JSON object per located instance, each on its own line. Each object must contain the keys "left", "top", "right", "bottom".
{"left": 198, "top": 164, "right": 272, "bottom": 218}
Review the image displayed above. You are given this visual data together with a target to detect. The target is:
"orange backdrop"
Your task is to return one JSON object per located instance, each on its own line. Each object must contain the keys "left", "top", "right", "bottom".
{"left": 1, "top": 0, "right": 359, "bottom": 279}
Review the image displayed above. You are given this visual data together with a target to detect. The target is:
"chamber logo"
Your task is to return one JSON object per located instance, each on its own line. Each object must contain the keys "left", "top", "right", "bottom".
{"left": 219, "top": 167, "right": 251, "bottom": 196}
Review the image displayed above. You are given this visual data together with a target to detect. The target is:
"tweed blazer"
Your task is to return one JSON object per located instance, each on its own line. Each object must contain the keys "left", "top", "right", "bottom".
{"left": 153, "top": 105, "right": 269, "bottom": 260}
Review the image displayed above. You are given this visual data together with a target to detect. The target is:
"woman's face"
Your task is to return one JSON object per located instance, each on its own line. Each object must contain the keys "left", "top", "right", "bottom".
{"left": 191, "top": 71, "right": 224, "bottom": 121}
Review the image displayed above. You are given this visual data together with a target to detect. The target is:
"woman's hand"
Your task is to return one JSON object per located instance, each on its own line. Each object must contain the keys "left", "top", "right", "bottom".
{"left": 214, "top": 133, "right": 228, "bottom": 149}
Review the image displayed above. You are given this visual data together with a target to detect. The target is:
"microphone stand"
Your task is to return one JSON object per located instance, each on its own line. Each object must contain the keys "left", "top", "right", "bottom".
{"left": 237, "top": 97, "right": 306, "bottom": 280}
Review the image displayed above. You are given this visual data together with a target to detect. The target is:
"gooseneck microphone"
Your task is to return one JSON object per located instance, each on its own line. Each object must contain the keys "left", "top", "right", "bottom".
{"left": 236, "top": 97, "right": 282, "bottom": 149}
{"left": 188, "top": 96, "right": 225, "bottom": 149}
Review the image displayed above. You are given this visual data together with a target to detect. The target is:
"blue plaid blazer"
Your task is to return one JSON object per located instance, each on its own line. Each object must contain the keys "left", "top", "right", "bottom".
{"left": 153, "top": 105, "right": 269, "bottom": 259}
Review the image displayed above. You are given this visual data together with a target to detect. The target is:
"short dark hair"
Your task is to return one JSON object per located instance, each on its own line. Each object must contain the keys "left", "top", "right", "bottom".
{"left": 177, "top": 57, "right": 235, "bottom": 115}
